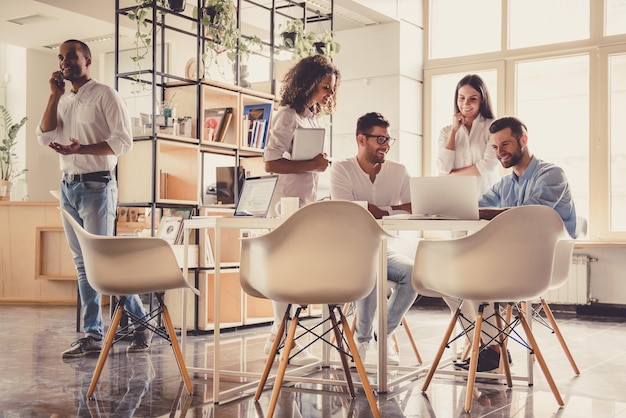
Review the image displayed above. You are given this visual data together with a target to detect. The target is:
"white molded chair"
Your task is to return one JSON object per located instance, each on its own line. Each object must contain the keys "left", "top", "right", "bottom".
{"left": 240, "top": 200, "right": 389, "bottom": 418}
{"left": 523, "top": 216, "right": 586, "bottom": 375}
{"left": 412, "top": 205, "right": 567, "bottom": 412}
{"left": 60, "top": 209, "right": 200, "bottom": 398}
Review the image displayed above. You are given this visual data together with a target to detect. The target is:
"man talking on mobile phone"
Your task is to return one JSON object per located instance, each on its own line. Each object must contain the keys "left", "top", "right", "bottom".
{"left": 36, "top": 39, "right": 154, "bottom": 359}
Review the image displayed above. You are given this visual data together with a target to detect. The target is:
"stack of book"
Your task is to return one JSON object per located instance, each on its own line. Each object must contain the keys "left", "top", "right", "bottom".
{"left": 241, "top": 103, "right": 272, "bottom": 149}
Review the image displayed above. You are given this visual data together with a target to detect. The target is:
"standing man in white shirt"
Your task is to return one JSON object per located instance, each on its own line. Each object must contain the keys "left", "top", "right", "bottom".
{"left": 36, "top": 39, "right": 152, "bottom": 359}
{"left": 329, "top": 112, "right": 416, "bottom": 365}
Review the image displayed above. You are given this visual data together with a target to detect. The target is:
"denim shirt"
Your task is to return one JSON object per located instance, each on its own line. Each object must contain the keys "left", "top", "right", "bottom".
{"left": 479, "top": 156, "right": 577, "bottom": 238}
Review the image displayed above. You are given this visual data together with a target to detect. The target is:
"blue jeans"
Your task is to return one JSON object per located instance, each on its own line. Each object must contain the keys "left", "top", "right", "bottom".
{"left": 60, "top": 179, "right": 148, "bottom": 340}
{"left": 355, "top": 248, "right": 417, "bottom": 344}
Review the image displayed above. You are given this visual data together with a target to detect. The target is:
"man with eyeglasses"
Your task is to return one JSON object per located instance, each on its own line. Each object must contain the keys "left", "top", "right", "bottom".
{"left": 329, "top": 112, "right": 416, "bottom": 366}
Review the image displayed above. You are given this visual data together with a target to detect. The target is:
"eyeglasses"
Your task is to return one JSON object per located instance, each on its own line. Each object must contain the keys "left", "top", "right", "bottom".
{"left": 362, "top": 133, "right": 396, "bottom": 146}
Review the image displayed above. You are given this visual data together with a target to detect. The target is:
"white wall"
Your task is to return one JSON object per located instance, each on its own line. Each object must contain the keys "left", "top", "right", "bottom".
{"left": 330, "top": 19, "right": 423, "bottom": 172}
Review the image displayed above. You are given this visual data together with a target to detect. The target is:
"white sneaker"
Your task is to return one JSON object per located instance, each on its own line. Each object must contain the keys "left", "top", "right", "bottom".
{"left": 387, "top": 338, "right": 400, "bottom": 366}
{"left": 284, "top": 342, "right": 320, "bottom": 366}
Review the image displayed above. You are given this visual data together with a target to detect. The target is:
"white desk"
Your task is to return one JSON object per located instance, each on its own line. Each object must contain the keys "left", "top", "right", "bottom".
{"left": 180, "top": 216, "right": 282, "bottom": 403}
{"left": 180, "top": 216, "right": 489, "bottom": 402}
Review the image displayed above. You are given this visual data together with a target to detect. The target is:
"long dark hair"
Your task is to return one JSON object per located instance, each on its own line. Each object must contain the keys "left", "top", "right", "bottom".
{"left": 454, "top": 74, "right": 494, "bottom": 119}
{"left": 279, "top": 55, "right": 341, "bottom": 115}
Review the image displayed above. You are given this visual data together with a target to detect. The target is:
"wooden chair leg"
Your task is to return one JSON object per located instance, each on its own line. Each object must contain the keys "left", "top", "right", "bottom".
{"left": 86, "top": 304, "right": 124, "bottom": 398}
{"left": 161, "top": 303, "right": 194, "bottom": 395}
{"left": 464, "top": 306, "right": 484, "bottom": 413}
{"left": 400, "top": 316, "right": 423, "bottom": 365}
{"left": 254, "top": 306, "right": 289, "bottom": 401}
{"left": 540, "top": 297, "right": 581, "bottom": 375}
{"left": 337, "top": 307, "right": 380, "bottom": 418}
{"left": 330, "top": 302, "right": 353, "bottom": 346}
{"left": 515, "top": 304, "right": 564, "bottom": 406}
{"left": 266, "top": 306, "right": 300, "bottom": 418}
{"left": 422, "top": 307, "right": 461, "bottom": 392}
{"left": 329, "top": 305, "right": 356, "bottom": 397}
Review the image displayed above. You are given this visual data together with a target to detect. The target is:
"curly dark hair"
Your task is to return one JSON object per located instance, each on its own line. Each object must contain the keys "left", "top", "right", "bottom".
{"left": 279, "top": 55, "right": 341, "bottom": 115}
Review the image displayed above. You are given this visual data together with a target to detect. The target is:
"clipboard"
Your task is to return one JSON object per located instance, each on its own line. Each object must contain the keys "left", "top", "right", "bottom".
{"left": 291, "top": 127, "right": 325, "bottom": 161}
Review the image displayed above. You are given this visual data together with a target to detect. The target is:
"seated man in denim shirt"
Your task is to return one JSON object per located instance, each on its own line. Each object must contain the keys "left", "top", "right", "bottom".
{"left": 479, "top": 116, "right": 576, "bottom": 238}
{"left": 455, "top": 115, "right": 577, "bottom": 373}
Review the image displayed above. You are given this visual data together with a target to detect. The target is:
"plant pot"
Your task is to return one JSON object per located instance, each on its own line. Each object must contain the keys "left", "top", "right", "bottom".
{"left": 0, "top": 179, "right": 11, "bottom": 201}
{"left": 167, "top": 0, "right": 186, "bottom": 12}
{"left": 281, "top": 32, "right": 297, "bottom": 48}
{"left": 204, "top": 6, "right": 218, "bottom": 24}
{"left": 314, "top": 41, "right": 328, "bottom": 55}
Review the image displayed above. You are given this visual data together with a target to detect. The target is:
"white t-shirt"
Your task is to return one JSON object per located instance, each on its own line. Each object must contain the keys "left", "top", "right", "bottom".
{"left": 329, "top": 156, "right": 411, "bottom": 207}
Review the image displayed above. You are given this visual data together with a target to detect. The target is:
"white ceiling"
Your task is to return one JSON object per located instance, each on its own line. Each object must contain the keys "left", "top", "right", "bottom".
{"left": 0, "top": 0, "right": 396, "bottom": 56}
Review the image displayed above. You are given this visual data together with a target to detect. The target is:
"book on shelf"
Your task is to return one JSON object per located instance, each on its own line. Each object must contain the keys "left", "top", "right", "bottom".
{"left": 214, "top": 107, "right": 233, "bottom": 143}
{"left": 242, "top": 103, "right": 272, "bottom": 149}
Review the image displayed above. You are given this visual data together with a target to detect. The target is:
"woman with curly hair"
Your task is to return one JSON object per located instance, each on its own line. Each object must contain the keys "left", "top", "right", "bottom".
{"left": 262, "top": 55, "right": 340, "bottom": 366}
{"left": 263, "top": 54, "right": 340, "bottom": 205}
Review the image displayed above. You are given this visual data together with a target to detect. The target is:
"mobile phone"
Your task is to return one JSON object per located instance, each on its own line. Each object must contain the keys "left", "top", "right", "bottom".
{"left": 56, "top": 72, "right": 64, "bottom": 88}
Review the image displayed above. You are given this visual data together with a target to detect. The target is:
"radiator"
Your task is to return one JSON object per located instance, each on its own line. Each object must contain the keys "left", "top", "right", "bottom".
{"left": 544, "top": 254, "right": 590, "bottom": 304}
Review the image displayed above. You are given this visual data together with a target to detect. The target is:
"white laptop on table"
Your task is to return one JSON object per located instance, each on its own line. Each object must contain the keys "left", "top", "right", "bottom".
{"left": 390, "top": 176, "right": 479, "bottom": 220}
{"left": 233, "top": 175, "right": 279, "bottom": 217}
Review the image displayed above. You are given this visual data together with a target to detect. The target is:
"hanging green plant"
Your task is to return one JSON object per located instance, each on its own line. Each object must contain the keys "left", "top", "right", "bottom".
{"left": 126, "top": 0, "right": 170, "bottom": 90}
{"left": 313, "top": 30, "right": 341, "bottom": 59}
{"left": 194, "top": 0, "right": 263, "bottom": 78}
{"left": 277, "top": 19, "right": 317, "bottom": 60}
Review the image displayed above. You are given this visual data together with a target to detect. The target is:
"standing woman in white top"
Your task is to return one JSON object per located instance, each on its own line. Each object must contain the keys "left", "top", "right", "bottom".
{"left": 262, "top": 54, "right": 341, "bottom": 365}
{"left": 263, "top": 55, "right": 340, "bottom": 205}
{"left": 437, "top": 74, "right": 499, "bottom": 195}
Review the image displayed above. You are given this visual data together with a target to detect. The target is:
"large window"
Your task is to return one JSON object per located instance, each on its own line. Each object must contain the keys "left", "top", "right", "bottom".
{"left": 515, "top": 56, "right": 590, "bottom": 224}
{"left": 609, "top": 53, "right": 626, "bottom": 230}
{"left": 606, "top": 0, "right": 626, "bottom": 36}
{"left": 428, "top": 0, "right": 500, "bottom": 59}
{"left": 424, "top": 1, "right": 626, "bottom": 239}
{"left": 508, "top": 0, "right": 589, "bottom": 49}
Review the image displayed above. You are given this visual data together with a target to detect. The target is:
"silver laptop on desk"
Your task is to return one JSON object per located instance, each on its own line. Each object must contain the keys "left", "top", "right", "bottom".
{"left": 233, "top": 175, "right": 279, "bottom": 217}
{"left": 406, "top": 176, "right": 479, "bottom": 220}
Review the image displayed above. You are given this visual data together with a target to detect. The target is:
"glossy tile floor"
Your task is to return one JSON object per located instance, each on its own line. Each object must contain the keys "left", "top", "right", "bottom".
{"left": 1, "top": 302, "right": 626, "bottom": 417}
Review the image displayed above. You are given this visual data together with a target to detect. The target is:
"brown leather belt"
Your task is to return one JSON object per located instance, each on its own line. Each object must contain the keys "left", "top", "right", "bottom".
{"left": 63, "top": 171, "right": 113, "bottom": 183}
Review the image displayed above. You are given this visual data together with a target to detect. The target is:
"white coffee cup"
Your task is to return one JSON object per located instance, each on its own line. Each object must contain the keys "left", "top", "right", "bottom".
{"left": 275, "top": 197, "right": 300, "bottom": 219}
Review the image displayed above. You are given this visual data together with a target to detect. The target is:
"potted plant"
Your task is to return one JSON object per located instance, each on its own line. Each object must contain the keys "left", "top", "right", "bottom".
{"left": 278, "top": 19, "right": 316, "bottom": 60}
{"left": 197, "top": 0, "right": 240, "bottom": 69}
{"left": 127, "top": 0, "right": 169, "bottom": 89}
{"left": 313, "top": 30, "right": 341, "bottom": 59}
{"left": 167, "top": 0, "right": 186, "bottom": 12}
{"left": 0, "top": 105, "right": 28, "bottom": 200}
